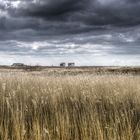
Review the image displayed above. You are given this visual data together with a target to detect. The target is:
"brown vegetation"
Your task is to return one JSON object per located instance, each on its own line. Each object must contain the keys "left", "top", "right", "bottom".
{"left": 1, "top": 66, "right": 140, "bottom": 75}
{"left": 0, "top": 71, "right": 140, "bottom": 140}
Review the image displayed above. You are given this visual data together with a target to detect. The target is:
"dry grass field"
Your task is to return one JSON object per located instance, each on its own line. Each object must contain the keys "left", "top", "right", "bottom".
{"left": 0, "top": 69, "right": 140, "bottom": 140}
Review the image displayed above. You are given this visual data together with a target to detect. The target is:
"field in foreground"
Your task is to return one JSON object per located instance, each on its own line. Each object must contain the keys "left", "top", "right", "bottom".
{"left": 0, "top": 72, "right": 140, "bottom": 140}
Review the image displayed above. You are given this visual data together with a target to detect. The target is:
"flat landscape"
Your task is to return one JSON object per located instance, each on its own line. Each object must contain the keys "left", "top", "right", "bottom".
{"left": 1, "top": 66, "right": 140, "bottom": 75}
{"left": 0, "top": 67, "right": 140, "bottom": 140}
{"left": 1, "top": 0, "right": 140, "bottom": 139}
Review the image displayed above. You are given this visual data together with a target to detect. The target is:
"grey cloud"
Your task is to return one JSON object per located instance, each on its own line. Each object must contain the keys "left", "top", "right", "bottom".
{"left": 0, "top": 0, "right": 140, "bottom": 66}
{"left": 14, "top": 0, "right": 86, "bottom": 16}
{"left": 7, "top": 0, "right": 140, "bottom": 26}
{"left": 1, "top": 26, "right": 140, "bottom": 57}
{"left": 1, "top": 0, "right": 140, "bottom": 38}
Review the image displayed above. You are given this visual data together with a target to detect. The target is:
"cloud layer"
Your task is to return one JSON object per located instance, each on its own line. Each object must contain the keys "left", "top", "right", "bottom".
{"left": 0, "top": 0, "right": 140, "bottom": 65}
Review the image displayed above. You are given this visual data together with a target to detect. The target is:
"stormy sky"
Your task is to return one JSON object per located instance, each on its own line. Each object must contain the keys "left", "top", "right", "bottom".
{"left": 0, "top": 0, "right": 140, "bottom": 66}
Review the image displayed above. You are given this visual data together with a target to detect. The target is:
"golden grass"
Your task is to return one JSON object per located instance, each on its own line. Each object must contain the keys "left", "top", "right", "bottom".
{"left": 0, "top": 72, "right": 140, "bottom": 140}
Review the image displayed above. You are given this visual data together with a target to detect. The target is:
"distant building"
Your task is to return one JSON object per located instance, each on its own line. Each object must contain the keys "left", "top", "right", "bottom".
{"left": 12, "top": 63, "right": 25, "bottom": 67}
{"left": 60, "top": 62, "right": 66, "bottom": 67}
{"left": 68, "top": 63, "right": 75, "bottom": 67}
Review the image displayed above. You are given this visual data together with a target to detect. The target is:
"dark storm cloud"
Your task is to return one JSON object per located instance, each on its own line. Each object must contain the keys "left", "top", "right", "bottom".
{"left": 1, "top": 0, "right": 140, "bottom": 35}
{"left": 0, "top": 0, "right": 140, "bottom": 65}
{"left": 10, "top": 0, "right": 87, "bottom": 17}
{"left": 7, "top": 0, "right": 140, "bottom": 26}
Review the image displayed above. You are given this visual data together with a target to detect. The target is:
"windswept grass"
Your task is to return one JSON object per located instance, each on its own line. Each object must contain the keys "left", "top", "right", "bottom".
{"left": 0, "top": 73, "right": 140, "bottom": 140}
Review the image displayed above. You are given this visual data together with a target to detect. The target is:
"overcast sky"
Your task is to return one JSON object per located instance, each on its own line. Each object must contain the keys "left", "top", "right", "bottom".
{"left": 0, "top": 0, "right": 140, "bottom": 66}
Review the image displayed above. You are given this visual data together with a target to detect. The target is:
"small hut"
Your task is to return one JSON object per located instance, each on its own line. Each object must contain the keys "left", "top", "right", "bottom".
{"left": 68, "top": 63, "right": 75, "bottom": 67}
{"left": 12, "top": 63, "right": 25, "bottom": 67}
{"left": 60, "top": 62, "right": 66, "bottom": 67}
